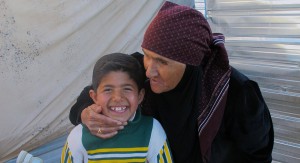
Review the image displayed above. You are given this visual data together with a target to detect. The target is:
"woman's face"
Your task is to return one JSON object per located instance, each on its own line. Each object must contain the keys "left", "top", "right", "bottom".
{"left": 143, "top": 48, "right": 186, "bottom": 94}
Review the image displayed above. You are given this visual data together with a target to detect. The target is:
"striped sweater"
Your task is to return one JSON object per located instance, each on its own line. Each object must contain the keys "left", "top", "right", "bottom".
{"left": 61, "top": 110, "right": 173, "bottom": 163}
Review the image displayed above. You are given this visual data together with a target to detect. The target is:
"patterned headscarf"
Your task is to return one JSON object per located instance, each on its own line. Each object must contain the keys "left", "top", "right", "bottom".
{"left": 142, "top": 1, "right": 212, "bottom": 66}
{"left": 142, "top": 2, "right": 231, "bottom": 162}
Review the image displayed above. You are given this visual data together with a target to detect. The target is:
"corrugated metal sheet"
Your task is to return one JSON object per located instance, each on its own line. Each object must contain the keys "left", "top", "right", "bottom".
{"left": 195, "top": 0, "right": 207, "bottom": 17}
{"left": 206, "top": 0, "right": 300, "bottom": 162}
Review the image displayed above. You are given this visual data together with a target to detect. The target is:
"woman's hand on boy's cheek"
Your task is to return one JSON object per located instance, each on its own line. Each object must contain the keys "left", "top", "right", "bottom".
{"left": 81, "top": 104, "right": 127, "bottom": 139}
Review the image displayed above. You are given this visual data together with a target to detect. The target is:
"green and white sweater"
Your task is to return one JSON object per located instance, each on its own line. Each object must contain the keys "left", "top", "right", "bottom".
{"left": 61, "top": 110, "right": 173, "bottom": 163}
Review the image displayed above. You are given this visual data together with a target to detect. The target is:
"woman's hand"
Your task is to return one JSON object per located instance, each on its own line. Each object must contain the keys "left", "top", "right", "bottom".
{"left": 81, "top": 104, "right": 127, "bottom": 139}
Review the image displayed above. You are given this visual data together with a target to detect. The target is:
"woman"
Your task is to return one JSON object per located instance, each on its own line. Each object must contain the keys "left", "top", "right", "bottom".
{"left": 69, "top": 2, "right": 274, "bottom": 162}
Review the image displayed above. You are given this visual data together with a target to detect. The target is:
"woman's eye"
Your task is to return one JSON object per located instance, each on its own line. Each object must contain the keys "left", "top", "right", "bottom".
{"left": 156, "top": 58, "right": 167, "bottom": 65}
{"left": 159, "top": 60, "right": 167, "bottom": 65}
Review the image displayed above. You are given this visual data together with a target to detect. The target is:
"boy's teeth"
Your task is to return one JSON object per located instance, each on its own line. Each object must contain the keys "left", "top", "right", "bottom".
{"left": 111, "top": 107, "right": 126, "bottom": 111}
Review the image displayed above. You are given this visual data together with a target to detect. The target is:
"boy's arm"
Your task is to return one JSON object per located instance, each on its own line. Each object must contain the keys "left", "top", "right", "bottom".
{"left": 61, "top": 125, "right": 86, "bottom": 163}
{"left": 61, "top": 142, "right": 74, "bottom": 163}
{"left": 147, "top": 119, "right": 173, "bottom": 163}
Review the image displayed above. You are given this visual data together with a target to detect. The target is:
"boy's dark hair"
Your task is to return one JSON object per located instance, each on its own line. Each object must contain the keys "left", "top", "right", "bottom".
{"left": 92, "top": 53, "right": 144, "bottom": 91}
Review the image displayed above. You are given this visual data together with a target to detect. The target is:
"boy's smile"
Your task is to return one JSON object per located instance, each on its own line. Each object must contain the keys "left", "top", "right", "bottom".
{"left": 110, "top": 106, "right": 127, "bottom": 112}
{"left": 90, "top": 71, "right": 144, "bottom": 122}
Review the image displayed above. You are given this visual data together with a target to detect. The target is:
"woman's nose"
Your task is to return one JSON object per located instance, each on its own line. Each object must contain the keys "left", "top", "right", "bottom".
{"left": 145, "top": 62, "right": 158, "bottom": 78}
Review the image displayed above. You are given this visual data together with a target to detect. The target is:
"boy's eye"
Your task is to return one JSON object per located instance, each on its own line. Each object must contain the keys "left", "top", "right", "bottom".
{"left": 124, "top": 87, "right": 133, "bottom": 91}
{"left": 103, "top": 88, "right": 112, "bottom": 92}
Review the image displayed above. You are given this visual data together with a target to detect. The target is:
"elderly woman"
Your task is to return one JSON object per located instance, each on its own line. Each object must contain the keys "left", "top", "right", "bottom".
{"left": 69, "top": 1, "right": 274, "bottom": 162}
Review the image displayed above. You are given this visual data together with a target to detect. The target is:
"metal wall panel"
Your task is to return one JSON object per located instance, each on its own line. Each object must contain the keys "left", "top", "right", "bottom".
{"left": 206, "top": 0, "right": 300, "bottom": 162}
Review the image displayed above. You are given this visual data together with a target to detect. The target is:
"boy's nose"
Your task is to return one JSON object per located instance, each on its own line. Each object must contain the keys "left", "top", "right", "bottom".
{"left": 112, "top": 91, "right": 123, "bottom": 101}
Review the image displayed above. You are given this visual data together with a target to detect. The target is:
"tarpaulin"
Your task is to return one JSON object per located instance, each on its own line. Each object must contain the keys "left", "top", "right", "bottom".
{"left": 0, "top": 0, "right": 164, "bottom": 161}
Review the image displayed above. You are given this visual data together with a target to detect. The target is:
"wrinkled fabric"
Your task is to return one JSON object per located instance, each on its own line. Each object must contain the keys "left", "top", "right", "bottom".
{"left": 0, "top": 0, "right": 164, "bottom": 161}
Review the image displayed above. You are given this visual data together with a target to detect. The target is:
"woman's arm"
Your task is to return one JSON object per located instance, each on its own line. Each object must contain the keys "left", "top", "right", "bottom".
{"left": 69, "top": 85, "right": 94, "bottom": 125}
{"left": 224, "top": 68, "right": 274, "bottom": 162}
{"left": 233, "top": 80, "right": 274, "bottom": 162}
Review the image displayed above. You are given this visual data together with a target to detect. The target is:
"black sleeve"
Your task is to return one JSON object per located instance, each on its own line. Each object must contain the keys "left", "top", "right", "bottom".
{"left": 131, "top": 52, "right": 147, "bottom": 81}
{"left": 131, "top": 52, "right": 144, "bottom": 66}
{"left": 69, "top": 85, "right": 94, "bottom": 125}
{"left": 235, "top": 81, "right": 273, "bottom": 162}
{"left": 224, "top": 69, "right": 274, "bottom": 162}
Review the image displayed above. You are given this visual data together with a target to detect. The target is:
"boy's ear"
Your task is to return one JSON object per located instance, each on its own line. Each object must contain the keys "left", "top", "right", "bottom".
{"left": 138, "top": 88, "right": 145, "bottom": 104}
{"left": 89, "top": 89, "right": 97, "bottom": 103}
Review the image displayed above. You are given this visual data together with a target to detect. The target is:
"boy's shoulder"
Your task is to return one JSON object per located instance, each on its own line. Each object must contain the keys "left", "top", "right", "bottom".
{"left": 69, "top": 124, "right": 83, "bottom": 136}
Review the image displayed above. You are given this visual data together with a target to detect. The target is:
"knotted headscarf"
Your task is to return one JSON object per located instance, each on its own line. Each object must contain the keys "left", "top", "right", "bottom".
{"left": 142, "top": 2, "right": 231, "bottom": 162}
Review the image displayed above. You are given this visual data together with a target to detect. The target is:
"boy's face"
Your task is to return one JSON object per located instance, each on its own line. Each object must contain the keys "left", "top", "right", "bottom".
{"left": 90, "top": 71, "right": 144, "bottom": 122}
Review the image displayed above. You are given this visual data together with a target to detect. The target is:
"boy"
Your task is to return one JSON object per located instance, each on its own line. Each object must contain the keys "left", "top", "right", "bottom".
{"left": 61, "top": 53, "right": 173, "bottom": 163}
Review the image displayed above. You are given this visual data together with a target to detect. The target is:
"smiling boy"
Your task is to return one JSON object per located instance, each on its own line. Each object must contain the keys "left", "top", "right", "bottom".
{"left": 61, "top": 53, "right": 173, "bottom": 163}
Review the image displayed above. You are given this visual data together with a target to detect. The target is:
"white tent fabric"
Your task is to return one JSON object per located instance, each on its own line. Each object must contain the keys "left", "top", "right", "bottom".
{"left": 0, "top": 0, "right": 165, "bottom": 161}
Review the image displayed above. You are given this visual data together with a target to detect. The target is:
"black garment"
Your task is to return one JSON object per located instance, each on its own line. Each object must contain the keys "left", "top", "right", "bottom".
{"left": 69, "top": 85, "right": 93, "bottom": 125}
{"left": 141, "top": 64, "right": 202, "bottom": 163}
{"left": 209, "top": 67, "right": 274, "bottom": 163}
{"left": 69, "top": 53, "right": 273, "bottom": 163}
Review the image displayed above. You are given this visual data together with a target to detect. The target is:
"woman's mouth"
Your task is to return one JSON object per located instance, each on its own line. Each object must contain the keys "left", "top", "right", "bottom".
{"left": 150, "top": 78, "right": 159, "bottom": 85}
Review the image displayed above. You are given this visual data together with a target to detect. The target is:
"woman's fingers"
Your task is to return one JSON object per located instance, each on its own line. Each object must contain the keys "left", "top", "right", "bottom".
{"left": 97, "top": 130, "right": 118, "bottom": 139}
{"left": 95, "top": 111, "right": 127, "bottom": 126}
{"left": 81, "top": 104, "right": 127, "bottom": 139}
